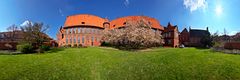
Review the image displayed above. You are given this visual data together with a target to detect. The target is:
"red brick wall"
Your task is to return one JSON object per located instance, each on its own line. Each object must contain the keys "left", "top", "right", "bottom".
{"left": 180, "top": 31, "right": 189, "bottom": 45}
{"left": 0, "top": 42, "right": 18, "bottom": 50}
{"left": 163, "top": 23, "right": 179, "bottom": 47}
{"left": 224, "top": 42, "right": 240, "bottom": 50}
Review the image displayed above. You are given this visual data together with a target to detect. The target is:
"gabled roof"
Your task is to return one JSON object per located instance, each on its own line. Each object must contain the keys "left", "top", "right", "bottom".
{"left": 110, "top": 16, "right": 164, "bottom": 30}
{"left": 181, "top": 28, "right": 188, "bottom": 33}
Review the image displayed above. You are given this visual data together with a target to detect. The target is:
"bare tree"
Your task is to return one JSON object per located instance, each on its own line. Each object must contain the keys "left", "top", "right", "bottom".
{"left": 6, "top": 24, "right": 19, "bottom": 42}
{"left": 20, "top": 22, "right": 50, "bottom": 48}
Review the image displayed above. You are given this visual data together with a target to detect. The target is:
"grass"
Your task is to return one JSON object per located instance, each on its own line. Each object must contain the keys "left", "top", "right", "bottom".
{"left": 0, "top": 47, "right": 240, "bottom": 80}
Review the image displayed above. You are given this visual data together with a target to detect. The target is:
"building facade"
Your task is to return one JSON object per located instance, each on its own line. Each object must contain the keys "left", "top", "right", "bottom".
{"left": 57, "top": 14, "right": 109, "bottom": 47}
{"left": 57, "top": 14, "right": 211, "bottom": 48}
{"left": 57, "top": 14, "right": 165, "bottom": 47}
{"left": 163, "top": 23, "right": 179, "bottom": 47}
{"left": 179, "top": 28, "right": 190, "bottom": 46}
{"left": 179, "top": 27, "right": 211, "bottom": 47}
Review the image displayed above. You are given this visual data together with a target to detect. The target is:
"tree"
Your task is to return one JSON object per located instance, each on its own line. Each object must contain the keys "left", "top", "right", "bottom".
{"left": 223, "top": 28, "right": 230, "bottom": 42}
{"left": 20, "top": 22, "right": 50, "bottom": 49}
{"left": 6, "top": 24, "right": 19, "bottom": 42}
{"left": 102, "top": 19, "right": 163, "bottom": 50}
{"left": 201, "top": 33, "right": 213, "bottom": 48}
{"left": 232, "top": 32, "right": 240, "bottom": 42}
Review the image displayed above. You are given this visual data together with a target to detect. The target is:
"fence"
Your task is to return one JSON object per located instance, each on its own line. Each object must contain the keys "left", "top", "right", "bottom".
{"left": 224, "top": 42, "right": 240, "bottom": 50}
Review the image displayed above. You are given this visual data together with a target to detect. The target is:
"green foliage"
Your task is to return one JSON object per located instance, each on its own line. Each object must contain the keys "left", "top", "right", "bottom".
{"left": 1, "top": 47, "right": 240, "bottom": 80}
{"left": 101, "top": 42, "right": 112, "bottom": 47}
{"left": 17, "top": 43, "right": 33, "bottom": 53}
{"left": 40, "top": 45, "right": 51, "bottom": 51}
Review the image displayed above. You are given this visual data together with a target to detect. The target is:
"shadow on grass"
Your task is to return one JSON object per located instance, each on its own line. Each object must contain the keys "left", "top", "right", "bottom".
{"left": 195, "top": 47, "right": 210, "bottom": 50}
{"left": 0, "top": 48, "right": 65, "bottom": 55}
{"left": 47, "top": 48, "right": 65, "bottom": 53}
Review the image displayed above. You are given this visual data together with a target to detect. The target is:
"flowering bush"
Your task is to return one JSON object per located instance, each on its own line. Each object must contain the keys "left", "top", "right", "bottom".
{"left": 102, "top": 19, "right": 163, "bottom": 50}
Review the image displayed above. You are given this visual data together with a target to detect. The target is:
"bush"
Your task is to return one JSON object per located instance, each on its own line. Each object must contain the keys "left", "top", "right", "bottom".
{"left": 17, "top": 43, "right": 33, "bottom": 53}
{"left": 73, "top": 44, "right": 78, "bottom": 47}
{"left": 78, "top": 44, "right": 83, "bottom": 48}
{"left": 40, "top": 45, "right": 51, "bottom": 51}
{"left": 101, "top": 42, "right": 112, "bottom": 47}
{"left": 67, "top": 44, "right": 71, "bottom": 47}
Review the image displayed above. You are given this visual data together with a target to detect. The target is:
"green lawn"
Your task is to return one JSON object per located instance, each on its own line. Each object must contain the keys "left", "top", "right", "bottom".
{"left": 0, "top": 47, "right": 240, "bottom": 80}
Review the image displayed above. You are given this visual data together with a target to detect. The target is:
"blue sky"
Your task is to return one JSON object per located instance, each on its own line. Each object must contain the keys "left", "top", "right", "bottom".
{"left": 0, "top": 0, "right": 240, "bottom": 39}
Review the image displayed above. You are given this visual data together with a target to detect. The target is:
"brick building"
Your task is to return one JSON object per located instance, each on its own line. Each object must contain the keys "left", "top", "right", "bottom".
{"left": 57, "top": 14, "right": 165, "bottom": 47}
{"left": 57, "top": 14, "right": 108, "bottom": 47}
{"left": 179, "top": 27, "right": 211, "bottom": 47}
{"left": 0, "top": 30, "right": 56, "bottom": 50}
{"left": 179, "top": 28, "right": 190, "bottom": 46}
{"left": 57, "top": 14, "right": 211, "bottom": 48}
{"left": 163, "top": 23, "right": 179, "bottom": 47}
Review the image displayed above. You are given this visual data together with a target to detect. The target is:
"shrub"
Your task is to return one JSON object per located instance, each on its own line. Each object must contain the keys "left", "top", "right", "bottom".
{"left": 101, "top": 42, "right": 112, "bottom": 47}
{"left": 78, "top": 44, "right": 83, "bottom": 48}
{"left": 67, "top": 44, "right": 71, "bottom": 47}
{"left": 40, "top": 45, "right": 51, "bottom": 51}
{"left": 17, "top": 43, "right": 33, "bottom": 53}
{"left": 73, "top": 44, "right": 78, "bottom": 47}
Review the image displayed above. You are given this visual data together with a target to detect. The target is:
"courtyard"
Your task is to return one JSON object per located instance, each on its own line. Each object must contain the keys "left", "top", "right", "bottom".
{"left": 0, "top": 47, "right": 240, "bottom": 80}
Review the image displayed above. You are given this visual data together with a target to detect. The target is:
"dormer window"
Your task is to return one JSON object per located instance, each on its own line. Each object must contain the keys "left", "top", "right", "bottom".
{"left": 82, "top": 22, "right": 85, "bottom": 24}
{"left": 123, "top": 22, "right": 126, "bottom": 25}
{"left": 148, "top": 21, "right": 151, "bottom": 24}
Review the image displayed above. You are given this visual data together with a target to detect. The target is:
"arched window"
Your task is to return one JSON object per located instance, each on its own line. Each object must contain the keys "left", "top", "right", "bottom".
{"left": 65, "top": 29, "right": 68, "bottom": 34}
{"left": 82, "top": 28, "right": 85, "bottom": 33}
{"left": 123, "top": 22, "right": 126, "bottom": 25}
{"left": 78, "top": 28, "right": 81, "bottom": 33}
{"left": 70, "top": 38, "right": 72, "bottom": 43}
{"left": 92, "top": 29, "right": 95, "bottom": 34}
{"left": 95, "top": 37, "right": 98, "bottom": 42}
{"left": 62, "top": 34, "right": 64, "bottom": 39}
{"left": 82, "top": 36, "right": 85, "bottom": 44}
{"left": 74, "top": 38, "right": 76, "bottom": 44}
{"left": 78, "top": 37, "right": 80, "bottom": 43}
{"left": 91, "top": 36, "right": 94, "bottom": 42}
{"left": 66, "top": 38, "right": 68, "bottom": 44}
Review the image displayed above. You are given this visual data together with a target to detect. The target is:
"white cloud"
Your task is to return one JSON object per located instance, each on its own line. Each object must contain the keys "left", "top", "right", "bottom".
{"left": 183, "top": 0, "right": 208, "bottom": 12}
{"left": 20, "top": 20, "right": 33, "bottom": 27}
{"left": 59, "top": 8, "right": 64, "bottom": 17}
{"left": 124, "top": 0, "right": 130, "bottom": 7}
{"left": 229, "top": 31, "right": 239, "bottom": 36}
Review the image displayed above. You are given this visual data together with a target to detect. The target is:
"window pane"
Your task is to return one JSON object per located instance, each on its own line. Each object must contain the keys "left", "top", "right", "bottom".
{"left": 82, "top": 36, "right": 85, "bottom": 44}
